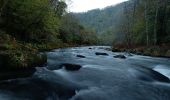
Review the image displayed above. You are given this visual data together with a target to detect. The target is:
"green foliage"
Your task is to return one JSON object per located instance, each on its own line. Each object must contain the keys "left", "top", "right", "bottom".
{"left": 0, "top": 0, "right": 95, "bottom": 45}
{"left": 0, "top": 0, "right": 66, "bottom": 43}
{"left": 0, "top": 32, "right": 17, "bottom": 50}
{"left": 75, "top": 0, "right": 170, "bottom": 46}
{"left": 59, "top": 14, "right": 98, "bottom": 44}
{"left": 74, "top": 3, "right": 125, "bottom": 45}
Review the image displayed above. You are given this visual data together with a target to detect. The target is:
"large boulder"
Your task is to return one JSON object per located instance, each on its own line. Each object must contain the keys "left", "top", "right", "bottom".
{"left": 132, "top": 67, "right": 170, "bottom": 83}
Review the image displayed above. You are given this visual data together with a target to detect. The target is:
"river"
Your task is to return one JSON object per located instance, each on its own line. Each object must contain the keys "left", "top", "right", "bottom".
{"left": 0, "top": 46, "right": 170, "bottom": 100}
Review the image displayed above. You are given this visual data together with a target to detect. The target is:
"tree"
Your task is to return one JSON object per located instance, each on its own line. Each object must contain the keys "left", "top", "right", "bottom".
{"left": 0, "top": 0, "right": 66, "bottom": 42}
{"left": 123, "top": 2, "right": 132, "bottom": 48}
{"left": 144, "top": 0, "right": 149, "bottom": 46}
{"left": 59, "top": 13, "right": 97, "bottom": 44}
{"left": 157, "top": 0, "right": 168, "bottom": 44}
{"left": 0, "top": 0, "right": 8, "bottom": 17}
{"left": 154, "top": 0, "right": 159, "bottom": 45}
{"left": 49, "top": 0, "right": 67, "bottom": 17}
{"left": 74, "top": 0, "right": 170, "bottom": 46}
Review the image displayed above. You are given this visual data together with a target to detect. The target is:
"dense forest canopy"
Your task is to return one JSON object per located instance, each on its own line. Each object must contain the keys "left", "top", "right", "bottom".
{"left": 74, "top": 0, "right": 170, "bottom": 47}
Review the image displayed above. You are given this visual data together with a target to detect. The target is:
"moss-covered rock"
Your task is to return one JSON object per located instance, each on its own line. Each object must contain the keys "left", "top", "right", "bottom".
{"left": 0, "top": 50, "right": 47, "bottom": 80}
{"left": 0, "top": 50, "right": 47, "bottom": 70}
{"left": 27, "top": 53, "right": 47, "bottom": 67}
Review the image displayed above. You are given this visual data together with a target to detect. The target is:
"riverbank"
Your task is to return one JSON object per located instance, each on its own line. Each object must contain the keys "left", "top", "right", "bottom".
{"left": 112, "top": 45, "right": 170, "bottom": 58}
{"left": 0, "top": 33, "right": 61, "bottom": 80}
{"left": 0, "top": 33, "right": 92, "bottom": 80}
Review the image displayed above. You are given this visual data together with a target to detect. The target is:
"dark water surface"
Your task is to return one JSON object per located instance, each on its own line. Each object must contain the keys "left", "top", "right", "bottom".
{"left": 0, "top": 46, "right": 170, "bottom": 100}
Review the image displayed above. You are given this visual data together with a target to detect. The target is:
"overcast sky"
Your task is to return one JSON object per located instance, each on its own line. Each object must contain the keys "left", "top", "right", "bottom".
{"left": 68, "top": 0, "right": 128, "bottom": 12}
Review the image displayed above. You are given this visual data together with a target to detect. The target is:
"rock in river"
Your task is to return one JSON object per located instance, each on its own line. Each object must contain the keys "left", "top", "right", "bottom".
{"left": 114, "top": 55, "right": 126, "bottom": 59}
{"left": 76, "top": 55, "right": 86, "bottom": 58}
{"left": 61, "top": 63, "right": 82, "bottom": 71}
{"left": 95, "top": 52, "right": 109, "bottom": 56}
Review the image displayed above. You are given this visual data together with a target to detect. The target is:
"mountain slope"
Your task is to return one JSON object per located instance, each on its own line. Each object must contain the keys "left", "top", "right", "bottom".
{"left": 73, "top": 2, "right": 125, "bottom": 44}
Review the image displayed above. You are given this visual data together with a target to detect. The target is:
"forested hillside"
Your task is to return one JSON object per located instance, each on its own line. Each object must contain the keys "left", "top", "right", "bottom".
{"left": 74, "top": 3, "right": 125, "bottom": 44}
{"left": 74, "top": 0, "right": 170, "bottom": 47}
{"left": 0, "top": 0, "right": 97, "bottom": 71}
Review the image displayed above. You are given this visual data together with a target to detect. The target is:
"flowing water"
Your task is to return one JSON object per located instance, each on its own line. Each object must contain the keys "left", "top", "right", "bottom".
{"left": 0, "top": 46, "right": 170, "bottom": 100}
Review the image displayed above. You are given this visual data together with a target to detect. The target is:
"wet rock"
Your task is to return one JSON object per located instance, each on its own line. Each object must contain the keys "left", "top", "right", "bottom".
{"left": 112, "top": 48, "right": 120, "bottom": 52}
{"left": 77, "top": 55, "right": 86, "bottom": 58}
{"left": 95, "top": 52, "right": 109, "bottom": 56}
{"left": 0, "top": 51, "right": 47, "bottom": 69}
{"left": 105, "top": 48, "right": 112, "bottom": 51}
{"left": 132, "top": 67, "right": 170, "bottom": 83}
{"left": 136, "top": 52, "right": 143, "bottom": 55}
{"left": 89, "top": 48, "right": 92, "bottom": 49}
{"left": 0, "top": 51, "right": 47, "bottom": 80}
{"left": 0, "top": 68, "right": 36, "bottom": 81}
{"left": 61, "top": 63, "right": 82, "bottom": 71}
{"left": 114, "top": 55, "right": 126, "bottom": 59}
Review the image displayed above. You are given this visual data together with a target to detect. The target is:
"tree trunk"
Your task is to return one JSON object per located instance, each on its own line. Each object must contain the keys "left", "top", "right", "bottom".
{"left": 155, "top": 0, "right": 167, "bottom": 44}
{"left": 0, "top": 0, "right": 8, "bottom": 17}
{"left": 163, "top": 0, "right": 168, "bottom": 43}
{"left": 145, "top": 1, "right": 149, "bottom": 46}
{"left": 154, "top": 0, "right": 159, "bottom": 45}
{"left": 123, "top": 2, "right": 131, "bottom": 49}
{"left": 131, "top": 0, "right": 137, "bottom": 46}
